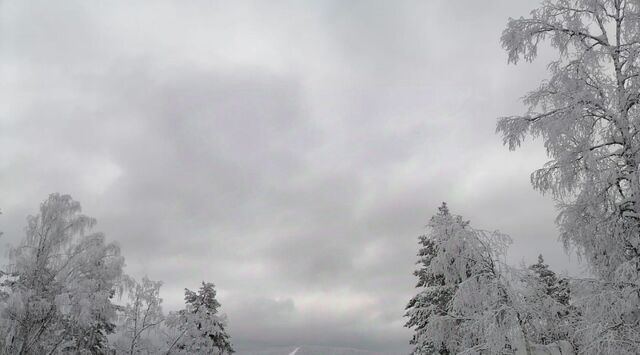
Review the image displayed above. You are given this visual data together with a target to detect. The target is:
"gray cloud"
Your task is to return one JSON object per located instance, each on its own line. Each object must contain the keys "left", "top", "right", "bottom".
{"left": 0, "top": 0, "right": 584, "bottom": 353}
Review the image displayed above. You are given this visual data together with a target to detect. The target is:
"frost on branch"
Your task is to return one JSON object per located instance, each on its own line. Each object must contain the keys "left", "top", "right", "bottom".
{"left": 566, "top": 277, "right": 640, "bottom": 355}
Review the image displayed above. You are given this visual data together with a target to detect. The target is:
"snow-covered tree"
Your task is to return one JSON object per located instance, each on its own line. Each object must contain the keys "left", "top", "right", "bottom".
{"left": 405, "top": 215, "right": 454, "bottom": 355}
{"left": 517, "top": 255, "right": 573, "bottom": 348}
{"left": 114, "top": 276, "right": 164, "bottom": 354}
{"left": 498, "top": 1, "right": 640, "bottom": 352}
{"left": 528, "top": 255, "right": 570, "bottom": 307}
{"left": 498, "top": 0, "right": 640, "bottom": 283}
{"left": 166, "top": 282, "right": 233, "bottom": 355}
{"left": 405, "top": 203, "right": 527, "bottom": 355}
{"left": 0, "top": 193, "right": 124, "bottom": 354}
{"left": 565, "top": 277, "right": 640, "bottom": 354}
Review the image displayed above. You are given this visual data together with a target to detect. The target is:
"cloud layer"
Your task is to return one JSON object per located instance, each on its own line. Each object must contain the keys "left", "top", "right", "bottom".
{"left": 0, "top": 1, "right": 582, "bottom": 353}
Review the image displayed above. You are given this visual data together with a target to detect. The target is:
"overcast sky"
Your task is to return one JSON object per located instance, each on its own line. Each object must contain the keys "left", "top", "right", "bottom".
{"left": 0, "top": 1, "right": 587, "bottom": 353}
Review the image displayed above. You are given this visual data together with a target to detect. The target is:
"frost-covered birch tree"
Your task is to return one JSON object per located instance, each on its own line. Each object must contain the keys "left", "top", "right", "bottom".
{"left": 498, "top": 1, "right": 640, "bottom": 352}
{"left": 165, "top": 282, "right": 233, "bottom": 355}
{"left": 499, "top": 0, "right": 640, "bottom": 282}
{"left": 0, "top": 193, "right": 124, "bottom": 354}
{"left": 114, "top": 276, "right": 164, "bottom": 354}
{"left": 405, "top": 203, "right": 527, "bottom": 355}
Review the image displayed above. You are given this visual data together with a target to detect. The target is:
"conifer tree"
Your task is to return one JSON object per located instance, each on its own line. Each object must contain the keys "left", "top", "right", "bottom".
{"left": 528, "top": 255, "right": 569, "bottom": 307}
{"left": 405, "top": 204, "right": 455, "bottom": 354}
{"left": 405, "top": 203, "right": 524, "bottom": 354}
{"left": 519, "top": 255, "right": 573, "bottom": 347}
{"left": 166, "top": 282, "right": 233, "bottom": 355}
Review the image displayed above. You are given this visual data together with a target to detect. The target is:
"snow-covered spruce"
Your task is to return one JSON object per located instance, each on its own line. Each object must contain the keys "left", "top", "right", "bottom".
{"left": 166, "top": 282, "right": 234, "bottom": 355}
{"left": 405, "top": 203, "right": 531, "bottom": 355}
{"left": 516, "top": 255, "right": 574, "bottom": 348}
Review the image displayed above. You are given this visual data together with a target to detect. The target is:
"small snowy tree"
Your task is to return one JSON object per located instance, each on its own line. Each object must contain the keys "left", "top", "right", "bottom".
{"left": 405, "top": 203, "right": 526, "bottom": 355}
{"left": 114, "top": 276, "right": 164, "bottom": 354}
{"left": 517, "top": 255, "right": 573, "bottom": 347}
{"left": 0, "top": 193, "right": 124, "bottom": 354}
{"left": 166, "top": 282, "right": 233, "bottom": 355}
{"left": 528, "top": 255, "right": 570, "bottom": 307}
